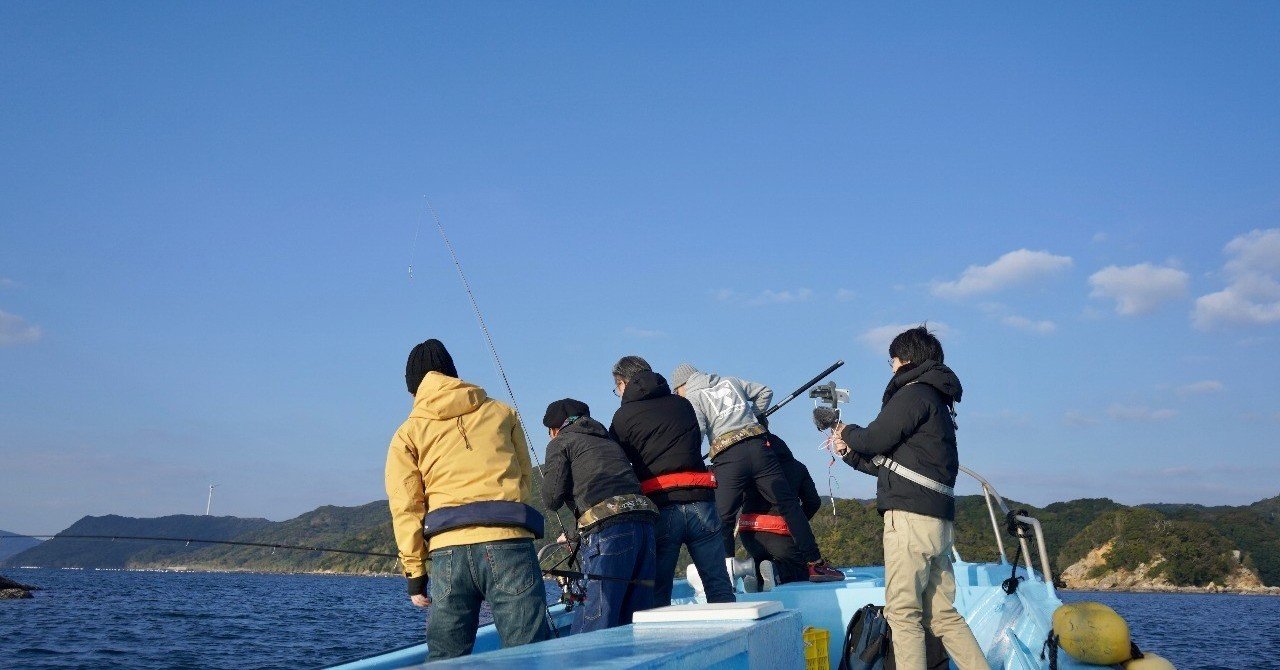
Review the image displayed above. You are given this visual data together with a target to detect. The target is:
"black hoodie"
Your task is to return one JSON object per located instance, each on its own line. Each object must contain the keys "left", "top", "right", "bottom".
{"left": 840, "top": 360, "right": 963, "bottom": 520}
{"left": 608, "top": 370, "right": 714, "bottom": 507}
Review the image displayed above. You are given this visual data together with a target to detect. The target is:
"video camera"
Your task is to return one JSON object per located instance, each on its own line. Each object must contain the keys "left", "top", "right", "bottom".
{"left": 809, "top": 381, "right": 849, "bottom": 431}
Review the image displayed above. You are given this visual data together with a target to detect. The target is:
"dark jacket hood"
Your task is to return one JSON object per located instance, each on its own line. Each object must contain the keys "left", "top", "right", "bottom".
{"left": 561, "top": 415, "right": 611, "bottom": 439}
{"left": 621, "top": 370, "right": 671, "bottom": 404}
{"left": 882, "top": 360, "right": 962, "bottom": 407}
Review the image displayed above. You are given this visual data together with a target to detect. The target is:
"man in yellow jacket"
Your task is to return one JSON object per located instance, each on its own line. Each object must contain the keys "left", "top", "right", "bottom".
{"left": 385, "top": 339, "right": 550, "bottom": 660}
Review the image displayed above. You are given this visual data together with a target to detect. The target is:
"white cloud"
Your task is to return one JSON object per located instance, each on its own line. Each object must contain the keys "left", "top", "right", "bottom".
{"left": 714, "top": 288, "right": 813, "bottom": 306}
{"left": 1107, "top": 403, "right": 1176, "bottom": 422}
{"left": 0, "top": 310, "right": 42, "bottom": 346}
{"left": 1063, "top": 411, "right": 1100, "bottom": 428}
{"left": 835, "top": 288, "right": 857, "bottom": 302}
{"left": 1175, "top": 380, "right": 1224, "bottom": 397}
{"left": 1193, "top": 229, "right": 1280, "bottom": 330}
{"left": 0, "top": 278, "right": 16, "bottom": 289}
{"left": 931, "top": 249, "right": 1073, "bottom": 298}
{"left": 747, "top": 288, "right": 812, "bottom": 306}
{"left": 622, "top": 326, "right": 666, "bottom": 339}
{"left": 858, "top": 322, "right": 951, "bottom": 352}
{"left": 1087, "top": 263, "right": 1190, "bottom": 315}
{"left": 1000, "top": 315, "right": 1056, "bottom": 334}
{"left": 1092, "top": 232, "right": 1108, "bottom": 243}
{"left": 1224, "top": 228, "right": 1280, "bottom": 276}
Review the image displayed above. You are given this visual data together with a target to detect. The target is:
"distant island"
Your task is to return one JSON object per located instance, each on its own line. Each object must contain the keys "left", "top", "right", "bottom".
{"left": 0, "top": 530, "right": 42, "bottom": 563}
{"left": 6, "top": 478, "right": 1279, "bottom": 595}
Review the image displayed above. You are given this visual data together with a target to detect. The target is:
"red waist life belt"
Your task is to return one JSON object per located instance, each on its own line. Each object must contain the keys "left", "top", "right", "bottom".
{"left": 639, "top": 471, "right": 717, "bottom": 495}
{"left": 737, "top": 513, "right": 791, "bottom": 536}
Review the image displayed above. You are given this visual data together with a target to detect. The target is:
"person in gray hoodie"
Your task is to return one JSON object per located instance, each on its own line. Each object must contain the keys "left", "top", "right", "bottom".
{"left": 669, "top": 363, "right": 844, "bottom": 582}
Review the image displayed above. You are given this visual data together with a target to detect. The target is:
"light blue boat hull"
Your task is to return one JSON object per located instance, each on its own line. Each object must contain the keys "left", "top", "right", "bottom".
{"left": 326, "top": 560, "right": 1097, "bottom": 670}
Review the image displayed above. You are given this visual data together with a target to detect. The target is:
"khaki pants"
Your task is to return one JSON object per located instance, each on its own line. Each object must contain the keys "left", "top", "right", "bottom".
{"left": 883, "top": 509, "right": 990, "bottom": 670}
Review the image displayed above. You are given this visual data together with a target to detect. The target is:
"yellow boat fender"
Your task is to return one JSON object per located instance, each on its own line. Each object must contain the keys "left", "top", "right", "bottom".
{"left": 1049, "top": 602, "right": 1134, "bottom": 666}
{"left": 1124, "top": 652, "right": 1176, "bottom": 669}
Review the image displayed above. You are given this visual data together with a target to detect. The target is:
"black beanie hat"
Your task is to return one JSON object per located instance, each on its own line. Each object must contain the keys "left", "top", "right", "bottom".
{"left": 543, "top": 398, "right": 590, "bottom": 429}
{"left": 405, "top": 339, "right": 458, "bottom": 395}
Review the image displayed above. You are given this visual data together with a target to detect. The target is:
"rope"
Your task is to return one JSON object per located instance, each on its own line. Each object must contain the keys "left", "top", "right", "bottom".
{"left": 1002, "top": 509, "right": 1032, "bottom": 594}
{"left": 820, "top": 430, "right": 843, "bottom": 516}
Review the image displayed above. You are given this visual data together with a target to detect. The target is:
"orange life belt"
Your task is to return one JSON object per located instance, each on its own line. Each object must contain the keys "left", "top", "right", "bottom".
{"left": 737, "top": 513, "right": 791, "bottom": 536}
{"left": 639, "top": 471, "right": 717, "bottom": 495}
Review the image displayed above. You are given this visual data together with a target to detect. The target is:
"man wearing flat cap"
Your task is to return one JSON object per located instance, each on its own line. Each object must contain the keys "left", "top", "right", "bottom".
{"left": 542, "top": 398, "right": 659, "bottom": 633}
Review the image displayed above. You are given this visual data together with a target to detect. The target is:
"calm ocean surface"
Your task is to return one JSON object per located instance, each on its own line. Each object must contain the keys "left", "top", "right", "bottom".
{"left": 1, "top": 568, "right": 1277, "bottom": 670}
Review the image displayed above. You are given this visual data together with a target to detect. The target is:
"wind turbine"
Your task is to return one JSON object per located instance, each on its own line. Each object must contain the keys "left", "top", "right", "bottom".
{"left": 205, "top": 483, "right": 217, "bottom": 516}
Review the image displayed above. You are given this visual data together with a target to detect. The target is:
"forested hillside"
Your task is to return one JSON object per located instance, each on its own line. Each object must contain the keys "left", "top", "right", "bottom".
{"left": 9, "top": 484, "right": 1279, "bottom": 590}
{"left": 4, "top": 514, "right": 273, "bottom": 568}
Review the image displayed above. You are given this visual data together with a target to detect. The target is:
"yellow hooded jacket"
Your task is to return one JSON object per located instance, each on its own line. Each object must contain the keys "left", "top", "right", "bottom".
{"left": 385, "top": 372, "right": 535, "bottom": 582}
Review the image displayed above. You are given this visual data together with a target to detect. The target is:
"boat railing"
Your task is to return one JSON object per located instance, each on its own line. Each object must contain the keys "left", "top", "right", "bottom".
{"left": 958, "top": 465, "right": 1054, "bottom": 595}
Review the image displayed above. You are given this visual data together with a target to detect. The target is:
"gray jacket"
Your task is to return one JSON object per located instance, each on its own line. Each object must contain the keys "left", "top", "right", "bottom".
{"left": 683, "top": 371, "right": 773, "bottom": 449}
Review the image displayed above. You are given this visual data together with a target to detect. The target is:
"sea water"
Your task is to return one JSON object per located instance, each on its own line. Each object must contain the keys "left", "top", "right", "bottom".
{"left": 1, "top": 568, "right": 1277, "bottom": 670}
{"left": 1060, "top": 590, "right": 1280, "bottom": 670}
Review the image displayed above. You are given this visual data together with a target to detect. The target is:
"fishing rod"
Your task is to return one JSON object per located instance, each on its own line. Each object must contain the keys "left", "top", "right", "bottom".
{"left": 417, "top": 199, "right": 570, "bottom": 539}
{"left": 0, "top": 534, "right": 649, "bottom": 585}
{"left": 0, "top": 534, "right": 399, "bottom": 558}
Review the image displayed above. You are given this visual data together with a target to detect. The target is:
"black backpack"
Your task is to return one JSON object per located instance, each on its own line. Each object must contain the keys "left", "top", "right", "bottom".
{"left": 839, "top": 604, "right": 949, "bottom": 670}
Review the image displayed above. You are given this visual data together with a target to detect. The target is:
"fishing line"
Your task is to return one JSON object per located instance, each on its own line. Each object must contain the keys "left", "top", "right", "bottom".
{"left": 1, "top": 534, "right": 399, "bottom": 558}
{"left": 408, "top": 209, "right": 422, "bottom": 280}
{"left": 420, "top": 197, "right": 567, "bottom": 537}
{"left": 0, "top": 534, "right": 643, "bottom": 585}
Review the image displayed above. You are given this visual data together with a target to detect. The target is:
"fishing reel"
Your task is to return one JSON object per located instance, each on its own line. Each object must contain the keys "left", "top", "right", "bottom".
{"left": 539, "top": 537, "right": 586, "bottom": 611}
{"left": 557, "top": 576, "right": 586, "bottom": 610}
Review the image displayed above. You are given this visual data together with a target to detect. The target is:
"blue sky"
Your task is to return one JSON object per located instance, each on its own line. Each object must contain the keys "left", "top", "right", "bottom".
{"left": 3, "top": 3, "right": 1279, "bottom": 535}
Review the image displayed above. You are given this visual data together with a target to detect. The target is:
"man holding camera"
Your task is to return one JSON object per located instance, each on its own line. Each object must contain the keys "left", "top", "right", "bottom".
{"left": 821, "top": 327, "right": 989, "bottom": 670}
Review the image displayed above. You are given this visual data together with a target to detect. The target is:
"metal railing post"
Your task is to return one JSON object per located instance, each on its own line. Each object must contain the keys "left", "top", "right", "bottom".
{"left": 981, "top": 485, "right": 1009, "bottom": 564}
{"left": 957, "top": 465, "right": 1056, "bottom": 594}
{"left": 1014, "top": 514, "right": 1055, "bottom": 595}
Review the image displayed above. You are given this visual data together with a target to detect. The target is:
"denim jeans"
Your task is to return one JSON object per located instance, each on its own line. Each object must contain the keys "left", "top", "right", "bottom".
{"left": 572, "top": 519, "right": 657, "bottom": 634}
{"left": 426, "top": 539, "right": 550, "bottom": 660}
{"left": 653, "top": 501, "right": 736, "bottom": 606}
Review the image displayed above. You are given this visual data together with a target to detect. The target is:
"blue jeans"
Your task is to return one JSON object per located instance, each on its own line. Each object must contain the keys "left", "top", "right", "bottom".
{"left": 572, "top": 520, "right": 657, "bottom": 634}
{"left": 653, "top": 501, "right": 736, "bottom": 606}
{"left": 426, "top": 539, "right": 550, "bottom": 660}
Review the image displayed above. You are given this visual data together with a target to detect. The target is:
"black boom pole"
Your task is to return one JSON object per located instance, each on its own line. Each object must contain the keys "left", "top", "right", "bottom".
{"left": 762, "top": 359, "right": 844, "bottom": 418}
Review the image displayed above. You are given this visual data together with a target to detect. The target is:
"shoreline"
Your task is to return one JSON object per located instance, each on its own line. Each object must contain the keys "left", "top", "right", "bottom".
{"left": 8, "top": 566, "right": 1279, "bottom": 595}
{"left": 4, "top": 565, "right": 401, "bottom": 578}
{"left": 1062, "top": 585, "right": 1280, "bottom": 597}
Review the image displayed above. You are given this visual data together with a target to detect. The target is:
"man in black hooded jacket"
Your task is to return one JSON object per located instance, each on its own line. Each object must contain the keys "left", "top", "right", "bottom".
{"left": 826, "top": 327, "right": 988, "bottom": 670}
{"left": 542, "top": 398, "right": 658, "bottom": 633}
{"left": 608, "top": 356, "right": 735, "bottom": 606}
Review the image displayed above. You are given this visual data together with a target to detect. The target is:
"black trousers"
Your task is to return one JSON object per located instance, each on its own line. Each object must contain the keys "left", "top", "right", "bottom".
{"left": 739, "top": 530, "right": 808, "bottom": 584}
{"left": 711, "top": 436, "right": 821, "bottom": 562}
